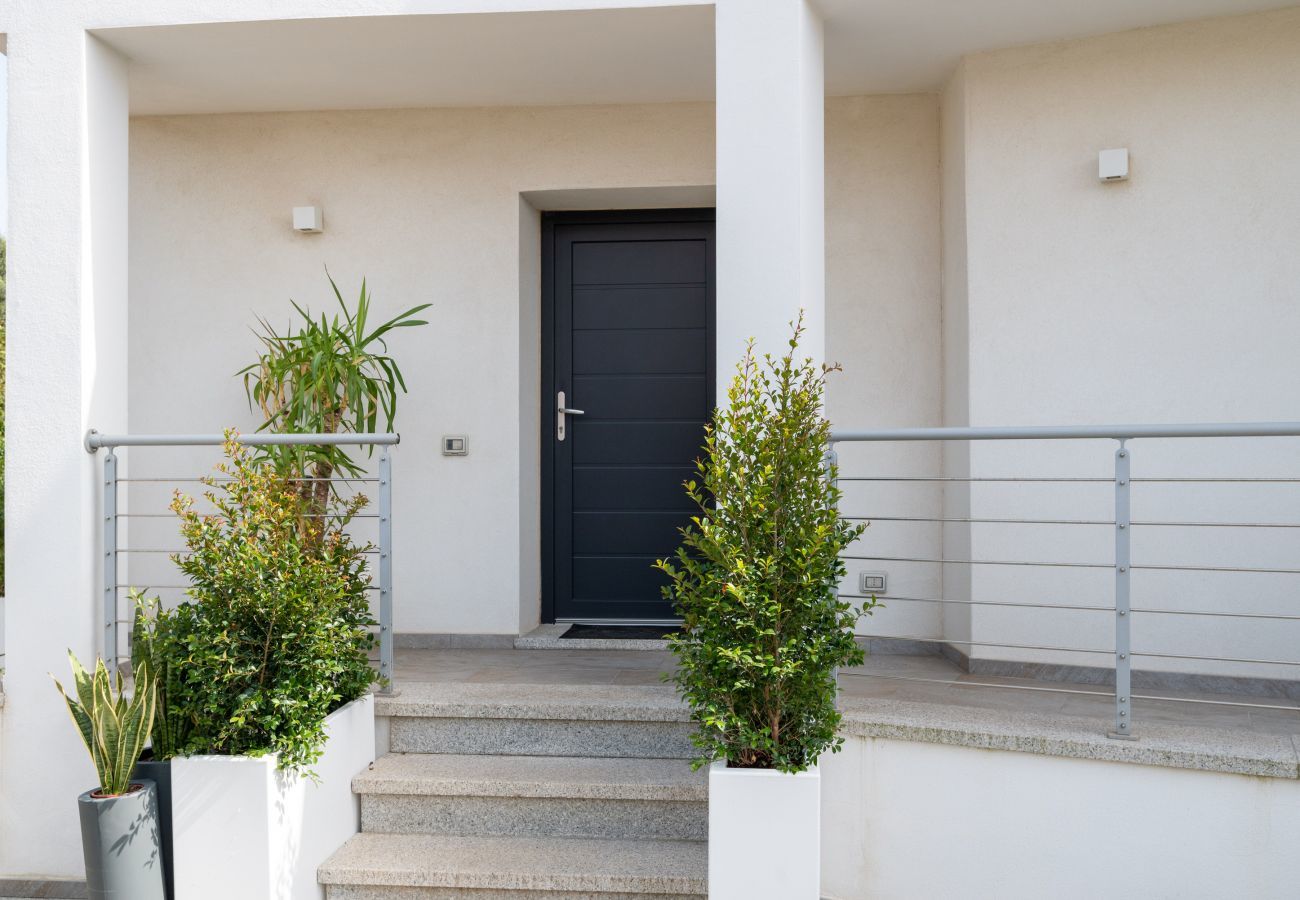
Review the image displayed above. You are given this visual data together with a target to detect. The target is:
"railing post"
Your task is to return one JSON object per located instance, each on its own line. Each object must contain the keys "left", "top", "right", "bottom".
{"left": 103, "top": 449, "right": 119, "bottom": 674}
{"left": 826, "top": 440, "right": 849, "bottom": 696}
{"left": 1110, "top": 440, "right": 1135, "bottom": 739}
{"left": 377, "top": 448, "right": 395, "bottom": 692}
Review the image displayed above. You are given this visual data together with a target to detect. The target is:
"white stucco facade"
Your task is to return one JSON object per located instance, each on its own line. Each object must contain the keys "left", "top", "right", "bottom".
{"left": 944, "top": 7, "right": 1300, "bottom": 677}
{"left": 122, "top": 93, "right": 942, "bottom": 640}
{"left": 2, "top": 0, "right": 1300, "bottom": 882}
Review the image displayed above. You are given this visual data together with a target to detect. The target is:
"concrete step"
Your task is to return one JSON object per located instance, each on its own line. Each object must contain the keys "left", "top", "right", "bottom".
{"left": 356, "top": 753, "right": 707, "bottom": 841}
{"left": 379, "top": 683, "right": 696, "bottom": 759}
{"left": 319, "top": 833, "right": 708, "bottom": 899}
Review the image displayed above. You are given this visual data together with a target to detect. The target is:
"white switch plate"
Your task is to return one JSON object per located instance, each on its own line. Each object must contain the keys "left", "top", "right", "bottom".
{"left": 859, "top": 571, "right": 887, "bottom": 594}
{"left": 442, "top": 435, "right": 468, "bottom": 456}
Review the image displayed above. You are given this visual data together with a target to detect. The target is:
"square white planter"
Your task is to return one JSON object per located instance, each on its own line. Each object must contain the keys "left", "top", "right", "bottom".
{"left": 171, "top": 694, "right": 375, "bottom": 900}
{"left": 708, "top": 759, "right": 820, "bottom": 900}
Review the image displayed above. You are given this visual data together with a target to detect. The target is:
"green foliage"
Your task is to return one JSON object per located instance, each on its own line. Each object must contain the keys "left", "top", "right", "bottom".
{"left": 145, "top": 434, "right": 377, "bottom": 772}
{"left": 238, "top": 272, "right": 428, "bottom": 534}
{"left": 52, "top": 651, "right": 157, "bottom": 795}
{"left": 657, "top": 316, "right": 873, "bottom": 772}
{"left": 129, "top": 591, "right": 191, "bottom": 760}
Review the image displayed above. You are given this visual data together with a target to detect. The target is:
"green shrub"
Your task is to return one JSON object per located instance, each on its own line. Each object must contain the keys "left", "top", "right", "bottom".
{"left": 657, "top": 317, "right": 873, "bottom": 772}
{"left": 144, "top": 434, "right": 376, "bottom": 772}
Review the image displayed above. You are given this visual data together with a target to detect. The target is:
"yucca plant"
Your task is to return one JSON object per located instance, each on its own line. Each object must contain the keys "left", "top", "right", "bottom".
{"left": 52, "top": 651, "right": 157, "bottom": 796}
{"left": 238, "top": 271, "right": 429, "bottom": 540}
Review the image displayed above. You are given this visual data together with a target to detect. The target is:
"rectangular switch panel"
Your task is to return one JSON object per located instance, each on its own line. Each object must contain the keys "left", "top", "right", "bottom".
{"left": 859, "top": 571, "right": 887, "bottom": 594}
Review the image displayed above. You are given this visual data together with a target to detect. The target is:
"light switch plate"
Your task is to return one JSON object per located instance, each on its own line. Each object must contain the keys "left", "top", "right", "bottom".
{"left": 442, "top": 435, "right": 468, "bottom": 456}
{"left": 859, "top": 571, "right": 887, "bottom": 594}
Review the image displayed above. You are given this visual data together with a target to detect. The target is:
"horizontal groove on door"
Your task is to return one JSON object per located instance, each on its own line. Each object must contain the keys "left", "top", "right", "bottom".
{"left": 572, "top": 239, "right": 707, "bottom": 285}
{"left": 573, "top": 511, "right": 688, "bottom": 555}
{"left": 573, "top": 286, "right": 707, "bottom": 330}
{"left": 573, "top": 329, "right": 708, "bottom": 375}
{"left": 574, "top": 467, "right": 696, "bottom": 510}
{"left": 571, "top": 376, "right": 708, "bottom": 420}
{"left": 573, "top": 557, "right": 672, "bottom": 602}
{"left": 572, "top": 422, "right": 709, "bottom": 465}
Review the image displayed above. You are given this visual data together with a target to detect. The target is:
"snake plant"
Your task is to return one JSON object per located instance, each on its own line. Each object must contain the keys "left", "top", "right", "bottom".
{"left": 53, "top": 651, "right": 157, "bottom": 796}
{"left": 130, "top": 592, "right": 190, "bottom": 760}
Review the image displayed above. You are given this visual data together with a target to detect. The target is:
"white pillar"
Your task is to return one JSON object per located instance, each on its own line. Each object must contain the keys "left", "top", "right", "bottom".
{"left": 0, "top": 29, "right": 130, "bottom": 878}
{"left": 715, "top": 0, "right": 825, "bottom": 390}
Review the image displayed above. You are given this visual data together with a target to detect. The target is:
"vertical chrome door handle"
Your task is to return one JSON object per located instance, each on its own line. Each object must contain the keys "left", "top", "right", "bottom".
{"left": 557, "top": 391, "right": 585, "bottom": 441}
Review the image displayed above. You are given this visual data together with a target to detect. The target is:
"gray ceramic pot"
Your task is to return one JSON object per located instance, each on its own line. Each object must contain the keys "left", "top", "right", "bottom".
{"left": 133, "top": 757, "right": 174, "bottom": 899}
{"left": 77, "top": 778, "right": 167, "bottom": 900}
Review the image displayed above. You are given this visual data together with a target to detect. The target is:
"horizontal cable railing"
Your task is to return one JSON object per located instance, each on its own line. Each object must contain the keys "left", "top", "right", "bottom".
{"left": 85, "top": 431, "right": 398, "bottom": 689}
{"left": 828, "top": 422, "right": 1300, "bottom": 739}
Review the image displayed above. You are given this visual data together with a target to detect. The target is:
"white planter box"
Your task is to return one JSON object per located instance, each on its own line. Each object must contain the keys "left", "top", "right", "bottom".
{"left": 171, "top": 694, "right": 375, "bottom": 900}
{"left": 708, "top": 759, "right": 820, "bottom": 900}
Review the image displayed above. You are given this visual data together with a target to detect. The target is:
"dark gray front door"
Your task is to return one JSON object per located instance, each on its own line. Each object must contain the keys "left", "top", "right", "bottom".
{"left": 542, "top": 210, "right": 716, "bottom": 623}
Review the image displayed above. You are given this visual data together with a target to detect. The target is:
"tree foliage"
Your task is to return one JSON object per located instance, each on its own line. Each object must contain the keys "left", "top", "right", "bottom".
{"left": 238, "top": 272, "right": 428, "bottom": 539}
{"left": 135, "top": 435, "right": 377, "bottom": 772}
{"left": 658, "top": 316, "right": 873, "bottom": 772}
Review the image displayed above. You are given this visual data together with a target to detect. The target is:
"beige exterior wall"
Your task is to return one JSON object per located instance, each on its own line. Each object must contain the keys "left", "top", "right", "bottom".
{"left": 948, "top": 7, "right": 1300, "bottom": 674}
{"left": 127, "top": 96, "right": 944, "bottom": 637}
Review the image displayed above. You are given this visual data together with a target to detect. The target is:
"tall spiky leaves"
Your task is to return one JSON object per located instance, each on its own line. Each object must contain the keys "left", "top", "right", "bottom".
{"left": 52, "top": 652, "right": 157, "bottom": 795}
{"left": 130, "top": 591, "right": 190, "bottom": 759}
{"left": 238, "top": 271, "right": 428, "bottom": 540}
{"left": 657, "top": 316, "right": 873, "bottom": 772}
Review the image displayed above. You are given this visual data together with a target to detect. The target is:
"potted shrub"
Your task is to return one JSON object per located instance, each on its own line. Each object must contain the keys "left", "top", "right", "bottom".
{"left": 52, "top": 652, "right": 166, "bottom": 900}
{"left": 122, "top": 275, "right": 427, "bottom": 899}
{"left": 658, "top": 317, "right": 873, "bottom": 900}
{"left": 135, "top": 436, "right": 379, "bottom": 900}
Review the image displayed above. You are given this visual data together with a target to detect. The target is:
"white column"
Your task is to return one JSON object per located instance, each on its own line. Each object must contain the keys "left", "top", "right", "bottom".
{"left": 0, "top": 30, "right": 130, "bottom": 878}
{"left": 715, "top": 0, "right": 825, "bottom": 390}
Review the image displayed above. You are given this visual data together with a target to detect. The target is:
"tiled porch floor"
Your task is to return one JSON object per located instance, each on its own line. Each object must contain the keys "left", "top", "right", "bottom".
{"left": 394, "top": 647, "right": 1300, "bottom": 738}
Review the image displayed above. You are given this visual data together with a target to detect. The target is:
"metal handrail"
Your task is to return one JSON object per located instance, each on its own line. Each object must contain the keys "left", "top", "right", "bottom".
{"left": 86, "top": 430, "right": 400, "bottom": 450}
{"left": 829, "top": 421, "right": 1300, "bottom": 442}
{"left": 829, "top": 420, "right": 1300, "bottom": 740}
{"left": 85, "top": 430, "right": 397, "bottom": 689}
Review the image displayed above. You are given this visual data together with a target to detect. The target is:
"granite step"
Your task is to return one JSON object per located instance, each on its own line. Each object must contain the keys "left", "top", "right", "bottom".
{"left": 318, "top": 833, "right": 708, "bottom": 899}
{"left": 379, "top": 683, "right": 696, "bottom": 759}
{"left": 356, "top": 753, "right": 708, "bottom": 841}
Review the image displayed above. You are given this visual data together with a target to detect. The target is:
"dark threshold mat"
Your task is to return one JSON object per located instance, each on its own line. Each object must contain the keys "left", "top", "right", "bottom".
{"left": 560, "top": 624, "right": 684, "bottom": 640}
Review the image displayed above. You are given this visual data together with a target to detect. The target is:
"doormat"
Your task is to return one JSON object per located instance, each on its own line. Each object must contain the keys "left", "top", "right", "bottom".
{"left": 560, "top": 624, "right": 684, "bottom": 641}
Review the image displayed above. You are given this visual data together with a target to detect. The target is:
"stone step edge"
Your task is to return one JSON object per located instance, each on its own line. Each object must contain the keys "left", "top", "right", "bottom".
{"left": 318, "top": 833, "right": 708, "bottom": 896}
{"left": 378, "top": 682, "right": 691, "bottom": 724}
{"left": 353, "top": 754, "right": 707, "bottom": 802}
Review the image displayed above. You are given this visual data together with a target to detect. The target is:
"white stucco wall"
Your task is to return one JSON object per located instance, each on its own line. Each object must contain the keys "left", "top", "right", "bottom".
{"left": 822, "top": 735, "right": 1300, "bottom": 900}
{"left": 825, "top": 94, "right": 942, "bottom": 641}
{"left": 125, "top": 96, "right": 943, "bottom": 638}
{"left": 946, "top": 7, "right": 1300, "bottom": 677}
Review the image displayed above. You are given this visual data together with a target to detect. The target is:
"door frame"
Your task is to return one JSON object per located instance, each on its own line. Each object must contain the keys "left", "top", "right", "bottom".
{"left": 540, "top": 207, "right": 717, "bottom": 624}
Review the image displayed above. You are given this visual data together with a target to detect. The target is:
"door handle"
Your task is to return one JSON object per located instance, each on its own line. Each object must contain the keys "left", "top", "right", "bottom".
{"left": 557, "top": 391, "right": 584, "bottom": 442}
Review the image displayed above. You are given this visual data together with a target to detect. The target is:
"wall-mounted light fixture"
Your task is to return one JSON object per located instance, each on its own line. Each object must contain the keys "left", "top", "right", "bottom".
{"left": 293, "top": 206, "right": 324, "bottom": 233}
{"left": 1098, "top": 148, "right": 1129, "bottom": 182}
